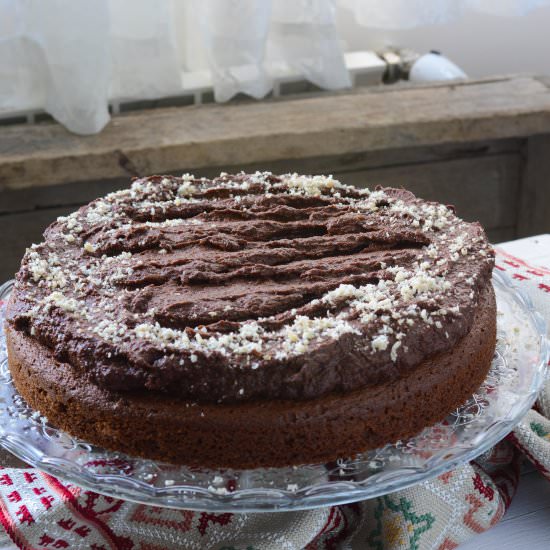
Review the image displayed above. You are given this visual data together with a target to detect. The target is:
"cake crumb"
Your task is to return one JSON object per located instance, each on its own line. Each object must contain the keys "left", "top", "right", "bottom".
{"left": 208, "top": 485, "right": 229, "bottom": 495}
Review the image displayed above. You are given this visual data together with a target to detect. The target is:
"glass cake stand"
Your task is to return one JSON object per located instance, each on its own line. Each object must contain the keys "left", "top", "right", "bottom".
{"left": 0, "top": 270, "right": 547, "bottom": 512}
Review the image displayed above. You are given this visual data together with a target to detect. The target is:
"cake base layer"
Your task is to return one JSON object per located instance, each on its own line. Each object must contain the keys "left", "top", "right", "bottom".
{"left": 6, "top": 284, "right": 496, "bottom": 469}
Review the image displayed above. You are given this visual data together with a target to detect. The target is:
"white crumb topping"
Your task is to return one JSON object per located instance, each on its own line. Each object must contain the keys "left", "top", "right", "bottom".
{"left": 16, "top": 170, "right": 493, "bottom": 398}
{"left": 177, "top": 181, "right": 198, "bottom": 197}
{"left": 323, "top": 284, "right": 362, "bottom": 305}
{"left": 372, "top": 334, "right": 389, "bottom": 352}
{"left": 144, "top": 218, "right": 201, "bottom": 228}
{"left": 281, "top": 174, "right": 344, "bottom": 196}
{"left": 44, "top": 291, "right": 80, "bottom": 313}
{"left": 390, "top": 341, "right": 402, "bottom": 362}
{"left": 26, "top": 250, "right": 67, "bottom": 288}
{"left": 208, "top": 485, "right": 229, "bottom": 495}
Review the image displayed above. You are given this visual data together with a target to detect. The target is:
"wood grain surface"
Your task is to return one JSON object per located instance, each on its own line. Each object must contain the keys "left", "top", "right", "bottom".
{"left": 1, "top": 75, "right": 550, "bottom": 191}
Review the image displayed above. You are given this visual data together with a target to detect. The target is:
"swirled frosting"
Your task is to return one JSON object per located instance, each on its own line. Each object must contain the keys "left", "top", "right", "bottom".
{"left": 7, "top": 172, "right": 494, "bottom": 403}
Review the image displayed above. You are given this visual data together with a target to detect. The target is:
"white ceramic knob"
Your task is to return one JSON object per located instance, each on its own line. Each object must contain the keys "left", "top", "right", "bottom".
{"left": 409, "top": 52, "right": 467, "bottom": 82}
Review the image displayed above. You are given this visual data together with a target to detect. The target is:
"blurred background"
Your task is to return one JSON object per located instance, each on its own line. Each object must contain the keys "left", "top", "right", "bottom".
{"left": 1, "top": 0, "right": 550, "bottom": 280}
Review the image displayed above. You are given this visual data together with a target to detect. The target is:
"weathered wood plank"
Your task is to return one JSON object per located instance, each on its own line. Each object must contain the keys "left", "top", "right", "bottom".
{"left": 190, "top": 138, "right": 522, "bottom": 179}
{"left": 1, "top": 207, "right": 76, "bottom": 281}
{"left": 517, "top": 134, "right": 550, "bottom": 237}
{"left": 0, "top": 151, "right": 519, "bottom": 227}
{"left": 337, "top": 154, "right": 521, "bottom": 230}
{"left": 487, "top": 226, "right": 517, "bottom": 244}
{"left": 0, "top": 138, "right": 521, "bottom": 214}
{"left": 0, "top": 75, "right": 549, "bottom": 191}
{"left": 0, "top": 179, "right": 128, "bottom": 215}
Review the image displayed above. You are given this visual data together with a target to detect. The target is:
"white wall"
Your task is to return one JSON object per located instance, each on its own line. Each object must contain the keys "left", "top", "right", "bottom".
{"left": 174, "top": 3, "right": 550, "bottom": 80}
{"left": 336, "top": 5, "right": 550, "bottom": 78}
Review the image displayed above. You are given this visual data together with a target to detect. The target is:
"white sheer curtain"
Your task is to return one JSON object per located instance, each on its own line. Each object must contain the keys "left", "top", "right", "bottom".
{"left": 0, "top": 0, "right": 548, "bottom": 135}
{"left": 190, "top": 0, "right": 349, "bottom": 102}
{"left": 0, "top": 0, "right": 182, "bottom": 134}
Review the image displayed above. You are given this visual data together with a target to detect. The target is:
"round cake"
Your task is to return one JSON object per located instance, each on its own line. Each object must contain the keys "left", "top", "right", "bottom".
{"left": 5, "top": 172, "right": 496, "bottom": 468}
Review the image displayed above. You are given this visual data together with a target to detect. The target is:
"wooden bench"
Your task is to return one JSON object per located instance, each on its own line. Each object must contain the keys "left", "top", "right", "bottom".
{"left": 1, "top": 74, "right": 550, "bottom": 281}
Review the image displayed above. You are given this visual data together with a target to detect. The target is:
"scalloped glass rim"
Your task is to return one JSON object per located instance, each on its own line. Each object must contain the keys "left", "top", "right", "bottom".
{"left": 0, "top": 270, "right": 547, "bottom": 512}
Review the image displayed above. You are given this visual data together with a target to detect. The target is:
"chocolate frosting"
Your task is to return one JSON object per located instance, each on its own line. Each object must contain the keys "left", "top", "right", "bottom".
{"left": 7, "top": 172, "right": 495, "bottom": 404}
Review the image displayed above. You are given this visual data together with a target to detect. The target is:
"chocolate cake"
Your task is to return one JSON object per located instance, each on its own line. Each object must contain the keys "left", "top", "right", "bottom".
{"left": 5, "top": 172, "right": 496, "bottom": 468}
